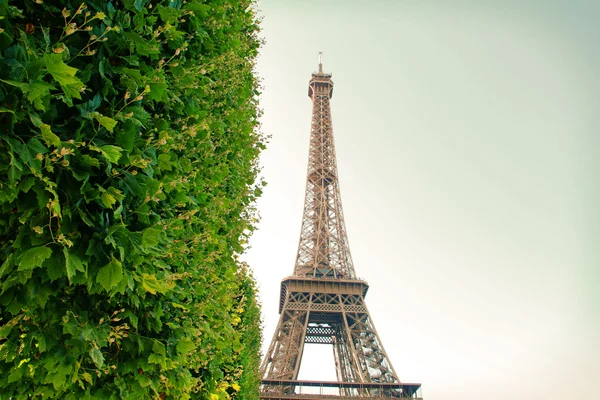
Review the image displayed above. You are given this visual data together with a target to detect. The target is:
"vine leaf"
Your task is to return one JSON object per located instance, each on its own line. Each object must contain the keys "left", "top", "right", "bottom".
{"left": 148, "top": 340, "right": 167, "bottom": 368}
{"left": 141, "top": 226, "right": 161, "bottom": 250}
{"left": 140, "top": 273, "right": 173, "bottom": 295}
{"left": 100, "top": 191, "right": 116, "bottom": 208}
{"left": 90, "top": 145, "right": 122, "bottom": 164}
{"left": 25, "top": 81, "right": 55, "bottom": 110}
{"left": 81, "top": 154, "right": 100, "bottom": 168}
{"left": 44, "top": 53, "right": 84, "bottom": 101}
{"left": 17, "top": 246, "right": 52, "bottom": 271}
{"left": 0, "top": 254, "right": 14, "bottom": 279}
{"left": 8, "top": 156, "right": 23, "bottom": 182}
{"left": 100, "top": 145, "right": 122, "bottom": 163}
{"left": 96, "top": 257, "right": 123, "bottom": 291}
{"left": 0, "top": 316, "right": 20, "bottom": 339}
{"left": 176, "top": 338, "right": 195, "bottom": 355}
{"left": 158, "top": 153, "right": 173, "bottom": 171}
{"left": 141, "top": 273, "right": 161, "bottom": 294}
{"left": 63, "top": 247, "right": 85, "bottom": 282}
{"left": 39, "top": 124, "right": 61, "bottom": 147}
{"left": 0, "top": 80, "right": 55, "bottom": 111}
{"left": 92, "top": 112, "right": 118, "bottom": 133}
{"left": 89, "top": 348, "right": 104, "bottom": 369}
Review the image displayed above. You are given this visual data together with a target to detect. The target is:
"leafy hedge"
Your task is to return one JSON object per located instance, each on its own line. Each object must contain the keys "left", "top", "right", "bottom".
{"left": 0, "top": 0, "right": 264, "bottom": 399}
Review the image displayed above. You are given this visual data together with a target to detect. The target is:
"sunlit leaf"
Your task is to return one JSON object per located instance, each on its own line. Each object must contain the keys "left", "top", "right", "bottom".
{"left": 141, "top": 226, "right": 161, "bottom": 249}
{"left": 96, "top": 257, "right": 123, "bottom": 291}
{"left": 99, "top": 145, "right": 122, "bottom": 163}
{"left": 39, "top": 124, "right": 61, "bottom": 147}
{"left": 93, "top": 112, "right": 118, "bottom": 133}
{"left": 17, "top": 246, "right": 52, "bottom": 271}
{"left": 176, "top": 338, "right": 195, "bottom": 355}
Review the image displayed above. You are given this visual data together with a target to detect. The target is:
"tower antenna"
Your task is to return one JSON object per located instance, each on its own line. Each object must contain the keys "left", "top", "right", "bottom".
{"left": 318, "top": 51, "right": 323, "bottom": 73}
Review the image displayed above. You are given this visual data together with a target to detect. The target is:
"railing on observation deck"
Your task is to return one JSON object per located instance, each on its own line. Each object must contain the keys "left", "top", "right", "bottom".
{"left": 282, "top": 275, "right": 369, "bottom": 284}
{"left": 261, "top": 379, "right": 422, "bottom": 399}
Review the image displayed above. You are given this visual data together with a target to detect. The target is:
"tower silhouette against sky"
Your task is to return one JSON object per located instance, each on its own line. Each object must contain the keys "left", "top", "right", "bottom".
{"left": 259, "top": 56, "right": 423, "bottom": 399}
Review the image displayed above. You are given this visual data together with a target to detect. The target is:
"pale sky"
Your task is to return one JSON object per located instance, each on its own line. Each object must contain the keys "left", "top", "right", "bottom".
{"left": 243, "top": 1, "right": 600, "bottom": 399}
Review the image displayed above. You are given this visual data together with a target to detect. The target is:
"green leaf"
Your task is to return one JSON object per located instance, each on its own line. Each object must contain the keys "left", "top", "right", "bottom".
{"left": 2, "top": 79, "right": 55, "bottom": 110}
{"left": 158, "top": 153, "right": 172, "bottom": 171}
{"left": 27, "top": 137, "right": 49, "bottom": 155}
{"left": 176, "top": 338, "right": 195, "bottom": 355}
{"left": 171, "top": 302, "right": 189, "bottom": 310}
{"left": 44, "top": 54, "right": 84, "bottom": 100}
{"left": 0, "top": 79, "right": 27, "bottom": 90}
{"left": 127, "top": 106, "right": 150, "bottom": 125}
{"left": 26, "top": 80, "right": 55, "bottom": 100}
{"left": 45, "top": 54, "right": 78, "bottom": 85}
{"left": 116, "top": 124, "right": 136, "bottom": 152}
{"left": 29, "top": 113, "right": 43, "bottom": 127}
{"left": 122, "top": 32, "right": 160, "bottom": 56}
{"left": 148, "top": 353, "right": 164, "bottom": 367}
{"left": 0, "top": 107, "right": 15, "bottom": 114}
{"left": 47, "top": 361, "right": 73, "bottom": 390}
{"left": 148, "top": 340, "right": 167, "bottom": 367}
{"left": 63, "top": 247, "right": 85, "bottom": 281}
{"left": 26, "top": 80, "right": 56, "bottom": 110}
{"left": 96, "top": 257, "right": 123, "bottom": 291}
{"left": 141, "top": 273, "right": 162, "bottom": 295}
{"left": 0, "top": 254, "right": 14, "bottom": 279}
{"left": 18, "top": 177, "right": 36, "bottom": 193}
{"left": 141, "top": 273, "right": 174, "bottom": 295}
{"left": 17, "top": 246, "right": 52, "bottom": 271}
{"left": 157, "top": 5, "right": 182, "bottom": 24}
{"left": 152, "top": 340, "right": 166, "bottom": 356}
{"left": 8, "top": 156, "right": 23, "bottom": 182}
{"left": 38, "top": 335, "right": 47, "bottom": 353}
{"left": 147, "top": 83, "right": 167, "bottom": 101}
{"left": 93, "top": 112, "right": 118, "bottom": 133}
{"left": 99, "top": 145, "right": 122, "bottom": 163}
{"left": 46, "top": 253, "right": 66, "bottom": 281}
{"left": 141, "top": 226, "right": 161, "bottom": 250}
{"left": 136, "top": 373, "right": 152, "bottom": 387}
{"left": 0, "top": 316, "right": 19, "bottom": 339}
{"left": 100, "top": 190, "right": 117, "bottom": 208}
{"left": 39, "top": 124, "right": 61, "bottom": 147}
{"left": 81, "top": 154, "right": 100, "bottom": 168}
{"left": 89, "top": 348, "right": 104, "bottom": 369}
{"left": 8, "top": 365, "right": 24, "bottom": 383}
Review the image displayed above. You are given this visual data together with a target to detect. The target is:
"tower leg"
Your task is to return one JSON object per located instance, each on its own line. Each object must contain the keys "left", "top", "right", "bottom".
{"left": 260, "top": 300, "right": 309, "bottom": 394}
{"left": 343, "top": 309, "right": 401, "bottom": 397}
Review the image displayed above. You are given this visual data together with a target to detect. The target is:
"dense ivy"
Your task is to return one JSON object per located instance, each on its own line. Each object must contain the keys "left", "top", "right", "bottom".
{"left": 0, "top": 0, "right": 264, "bottom": 398}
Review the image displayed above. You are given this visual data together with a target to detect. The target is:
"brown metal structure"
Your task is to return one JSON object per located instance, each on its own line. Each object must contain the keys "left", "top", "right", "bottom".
{"left": 260, "top": 56, "right": 422, "bottom": 399}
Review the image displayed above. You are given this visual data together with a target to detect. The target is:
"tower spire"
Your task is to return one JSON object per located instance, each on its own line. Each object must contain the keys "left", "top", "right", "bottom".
{"left": 295, "top": 58, "right": 354, "bottom": 279}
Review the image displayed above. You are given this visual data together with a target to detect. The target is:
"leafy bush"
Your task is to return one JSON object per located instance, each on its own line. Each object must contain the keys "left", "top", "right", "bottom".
{"left": 0, "top": 0, "right": 264, "bottom": 398}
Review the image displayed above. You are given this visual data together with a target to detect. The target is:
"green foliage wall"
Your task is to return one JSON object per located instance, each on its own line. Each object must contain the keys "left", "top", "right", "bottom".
{"left": 0, "top": 0, "right": 264, "bottom": 398}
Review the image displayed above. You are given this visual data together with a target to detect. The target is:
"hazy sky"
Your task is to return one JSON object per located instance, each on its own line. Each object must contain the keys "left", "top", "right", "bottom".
{"left": 243, "top": 1, "right": 599, "bottom": 399}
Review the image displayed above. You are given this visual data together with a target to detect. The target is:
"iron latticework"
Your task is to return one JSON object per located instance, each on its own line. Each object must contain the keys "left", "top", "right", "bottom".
{"left": 294, "top": 62, "right": 354, "bottom": 280}
{"left": 260, "top": 57, "right": 422, "bottom": 399}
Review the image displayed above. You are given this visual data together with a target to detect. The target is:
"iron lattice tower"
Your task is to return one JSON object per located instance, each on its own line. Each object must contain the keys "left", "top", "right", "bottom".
{"left": 260, "top": 56, "right": 422, "bottom": 399}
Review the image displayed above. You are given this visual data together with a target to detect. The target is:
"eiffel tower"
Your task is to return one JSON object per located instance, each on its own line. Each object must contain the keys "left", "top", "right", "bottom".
{"left": 259, "top": 55, "right": 423, "bottom": 399}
